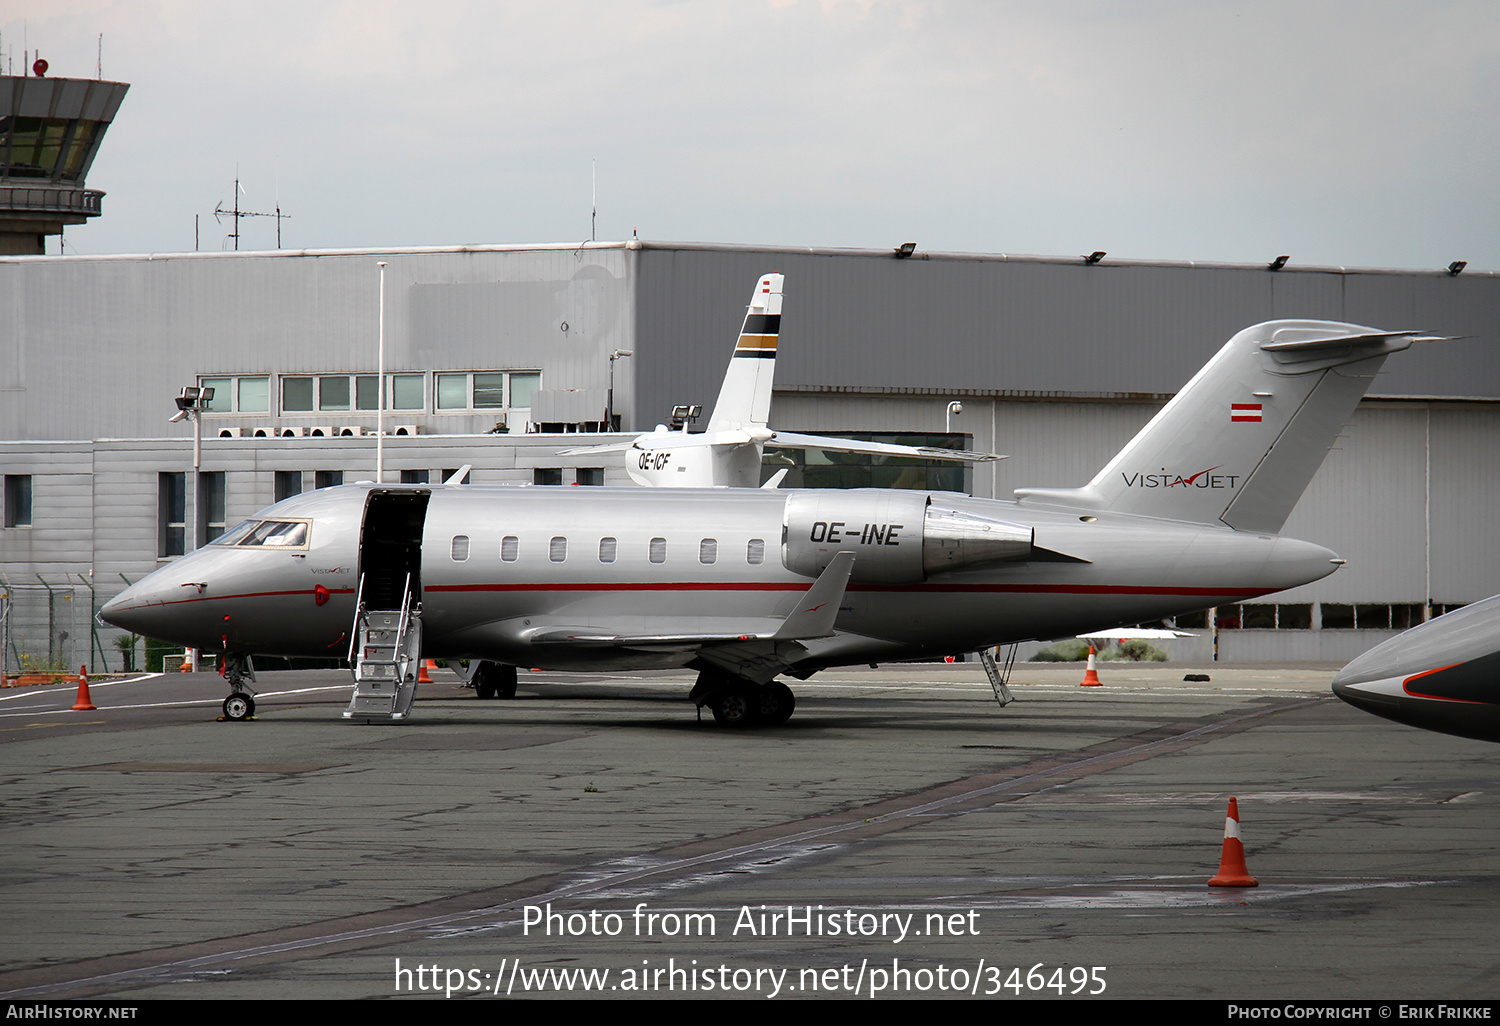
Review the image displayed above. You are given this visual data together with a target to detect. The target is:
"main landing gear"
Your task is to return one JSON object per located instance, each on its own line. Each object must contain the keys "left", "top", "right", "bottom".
{"left": 691, "top": 670, "right": 796, "bottom": 728}
{"left": 473, "top": 661, "right": 518, "bottom": 700}
{"left": 221, "top": 653, "right": 257, "bottom": 722}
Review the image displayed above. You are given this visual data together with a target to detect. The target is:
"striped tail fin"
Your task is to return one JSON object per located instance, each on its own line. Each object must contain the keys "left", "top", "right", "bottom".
{"left": 706, "top": 273, "right": 783, "bottom": 432}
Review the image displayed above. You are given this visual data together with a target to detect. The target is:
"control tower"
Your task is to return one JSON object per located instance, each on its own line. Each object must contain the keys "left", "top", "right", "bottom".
{"left": 0, "top": 62, "right": 129, "bottom": 254}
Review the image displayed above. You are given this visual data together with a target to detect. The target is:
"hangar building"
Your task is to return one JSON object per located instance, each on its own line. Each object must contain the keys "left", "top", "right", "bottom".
{"left": 2, "top": 236, "right": 1495, "bottom": 674}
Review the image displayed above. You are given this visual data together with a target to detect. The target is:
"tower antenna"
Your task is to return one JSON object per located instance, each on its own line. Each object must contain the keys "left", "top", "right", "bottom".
{"left": 211, "top": 174, "right": 290, "bottom": 250}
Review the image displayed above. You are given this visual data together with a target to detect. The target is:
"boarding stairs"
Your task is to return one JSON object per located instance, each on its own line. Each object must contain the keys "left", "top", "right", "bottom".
{"left": 343, "top": 572, "right": 422, "bottom": 722}
{"left": 979, "top": 645, "right": 1016, "bottom": 707}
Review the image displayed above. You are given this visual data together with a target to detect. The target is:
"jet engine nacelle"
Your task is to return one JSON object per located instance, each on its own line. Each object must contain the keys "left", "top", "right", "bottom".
{"left": 782, "top": 490, "right": 1033, "bottom": 583}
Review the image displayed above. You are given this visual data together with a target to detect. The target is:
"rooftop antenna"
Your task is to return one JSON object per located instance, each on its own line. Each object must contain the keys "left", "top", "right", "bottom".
{"left": 591, "top": 159, "right": 597, "bottom": 242}
{"left": 212, "top": 174, "right": 290, "bottom": 250}
{"left": 97, "top": 33, "right": 102, "bottom": 79}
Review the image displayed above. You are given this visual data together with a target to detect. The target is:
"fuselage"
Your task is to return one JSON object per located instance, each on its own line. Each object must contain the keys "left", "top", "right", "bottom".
{"left": 102, "top": 482, "right": 1340, "bottom": 674}
{"left": 99, "top": 480, "right": 1344, "bottom": 672}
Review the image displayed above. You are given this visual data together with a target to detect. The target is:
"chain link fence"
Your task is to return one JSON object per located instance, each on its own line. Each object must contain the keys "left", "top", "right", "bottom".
{"left": 0, "top": 580, "right": 116, "bottom": 677}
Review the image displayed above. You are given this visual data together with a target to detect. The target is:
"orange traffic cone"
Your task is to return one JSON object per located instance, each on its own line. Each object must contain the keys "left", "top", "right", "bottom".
{"left": 1208, "top": 797, "right": 1258, "bottom": 887}
{"left": 72, "top": 665, "right": 96, "bottom": 711}
{"left": 418, "top": 659, "right": 435, "bottom": 684}
{"left": 1079, "top": 645, "right": 1102, "bottom": 686}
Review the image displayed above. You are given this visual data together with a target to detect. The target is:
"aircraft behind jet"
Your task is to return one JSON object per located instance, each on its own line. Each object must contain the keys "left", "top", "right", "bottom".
{"left": 1332, "top": 594, "right": 1500, "bottom": 742}
{"left": 559, "top": 273, "right": 1002, "bottom": 487}
{"left": 102, "top": 318, "right": 1435, "bottom": 728}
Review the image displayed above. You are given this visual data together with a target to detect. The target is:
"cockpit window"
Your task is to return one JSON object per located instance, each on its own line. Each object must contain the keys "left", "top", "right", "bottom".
{"left": 237, "top": 520, "right": 311, "bottom": 549}
{"left": 211, "top": 520, "right": 259, "bottom": 546}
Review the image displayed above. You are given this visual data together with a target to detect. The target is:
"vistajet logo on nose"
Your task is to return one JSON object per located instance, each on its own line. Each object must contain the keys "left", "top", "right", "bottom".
{"left": 1121, "top": 466, "right": 1240, "bottom": 490}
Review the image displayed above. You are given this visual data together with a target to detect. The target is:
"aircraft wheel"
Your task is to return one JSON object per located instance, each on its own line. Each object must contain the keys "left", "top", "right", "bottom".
{"left": 222, "top": 693, "right": 254, "bottom": 721}
{"left": 756, "top": 682, "right": 795, "bottom": 726}
{"left": 710, "top": 685, "right": 758, "bottom": 727}
{"left": 474, "top": 662, "right": 518, "bottom": 700}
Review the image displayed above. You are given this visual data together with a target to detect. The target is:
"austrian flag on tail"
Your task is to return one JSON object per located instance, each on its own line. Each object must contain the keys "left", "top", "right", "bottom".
{"left": 1231, "top": 402, "right": 1262, "bottom": 423}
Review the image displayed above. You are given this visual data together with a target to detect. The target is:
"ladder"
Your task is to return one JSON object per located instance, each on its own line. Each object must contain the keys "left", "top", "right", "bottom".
{"left": 343, "top": 572, "right": 422, "bottom": 722}
{"left": 979, "top": 644, "right": 1017, "bottom": 707}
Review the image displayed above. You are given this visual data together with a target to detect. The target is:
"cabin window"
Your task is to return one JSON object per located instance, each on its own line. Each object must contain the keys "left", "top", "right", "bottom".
{"left": 451, "top": 535, "right": 470, "bottom": 561}
{"left": 699, "top": 538, "right": 717, "bottom": 564}
{"left": 501, "top": 536, "right": 519, "bottom": 561}
{"left": 599, "top": 537, "right": 617, "bottom": 563}
{"left": 550, "top": 537, "right": 568, "bottom": 562}
{"left": 746, "top": 538, "right": 765, "bottom": 565}
{"left": 649, "top": 537, "right": 667, "bottom": 563}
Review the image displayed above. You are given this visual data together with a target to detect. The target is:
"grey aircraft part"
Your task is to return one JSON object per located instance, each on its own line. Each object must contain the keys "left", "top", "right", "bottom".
{"left": 1332, "top": 593, "right": 1500, "bottom": 743}
{"left": 101, "top": 318, "right": 1423, "bottom": 727}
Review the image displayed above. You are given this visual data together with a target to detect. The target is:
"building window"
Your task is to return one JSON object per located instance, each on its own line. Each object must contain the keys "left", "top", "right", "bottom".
{"left": 197, "top": 376, "right": 270, "bottom": 413}
{"left": 577, "top": 467, "right": 605, "bottom": 486}
{"left": 390, "top": 374, "right": 425, "bottom": 411}
{"left": 282, "top": 376, "right": 315, "bottom": 412}
{"left": 198, "top": 472, "right": 226, "bottom": 545}
{"left": 315, "top": 471, "right": 343, "bottom": 489}
{"left": 434, "top": 370, "right": 541, "bottom": 412}
{"left": 400, "top": 470, "right": 429, "bottom": 484}
{"left": 159, "top": 473, "right": 186, "bottom": 557}
{"left": 275, "top": 470, "right": 303, "bottom": 502}
{"left": 534, "top": 468, "right": 562, "bottom": 486}
{"left": 3, "top": 475, "right": 32, "bottom": 528}
{"left": 275, "top": 373, "right": 425, "bottom": 414}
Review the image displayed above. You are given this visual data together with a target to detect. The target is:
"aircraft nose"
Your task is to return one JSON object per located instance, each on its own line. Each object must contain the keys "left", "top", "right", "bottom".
{"left": 100, "top": 570, "right": 213, "bottom": 646}
{"left": 100, "top": 581, "right": 171, "bottom": 637}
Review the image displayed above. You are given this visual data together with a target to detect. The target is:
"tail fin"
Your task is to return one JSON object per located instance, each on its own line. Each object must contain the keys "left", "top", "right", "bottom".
{"left": 706, "top": 273, "right": 783, "bottom": 432}
{"left": 1015, "top": 320, "right": 1431, "bottom": 533}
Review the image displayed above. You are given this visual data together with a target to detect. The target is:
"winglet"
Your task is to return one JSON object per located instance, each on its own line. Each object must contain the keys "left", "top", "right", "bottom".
{"left": 774, "top": 550, "right": 854, "bottom": 640}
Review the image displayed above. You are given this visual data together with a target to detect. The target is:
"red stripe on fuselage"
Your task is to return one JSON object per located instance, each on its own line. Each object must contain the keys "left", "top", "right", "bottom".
{"left": 425, "top": 582, "right": 1264, "bottom": 597}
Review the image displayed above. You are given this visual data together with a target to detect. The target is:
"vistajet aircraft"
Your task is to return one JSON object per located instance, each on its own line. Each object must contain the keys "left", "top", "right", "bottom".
{"left": 558, "top": 273, "right": 1002, "bottom": 487}
{"left": 1333, "top": 594, "right": 1500, "bottom": 742}
{"left": 102, "top": 320, "right": 1434, "bottom": 727}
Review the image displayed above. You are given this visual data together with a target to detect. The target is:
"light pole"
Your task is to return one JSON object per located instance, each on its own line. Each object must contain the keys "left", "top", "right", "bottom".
{"left": 170, "top": 384, "right": 214, "bottom": 671}
{"left": 377, "top": 261, "right": 387, "bottom": 483}
{"left": 607, "top": 349, "right": 633, "bottom": 431}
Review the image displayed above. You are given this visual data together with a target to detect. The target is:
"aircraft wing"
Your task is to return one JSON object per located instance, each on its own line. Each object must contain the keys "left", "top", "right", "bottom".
{"left": 509, "top": 552, "right": 856, "bottom": 649}
{"left": 766, "top": 431, "right": 1004, "bottom": 463}
{"left": 555, "top": 441, "right": 636, "bottom": 456}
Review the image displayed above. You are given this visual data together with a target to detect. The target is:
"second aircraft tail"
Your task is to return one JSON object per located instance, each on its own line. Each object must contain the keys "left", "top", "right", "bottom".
{"left": 706, "top": 273, "right": 784, "bottom": 432}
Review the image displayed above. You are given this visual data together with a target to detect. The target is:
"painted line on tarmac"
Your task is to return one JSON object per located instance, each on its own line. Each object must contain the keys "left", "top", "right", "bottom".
{"left": 0, "top": 692, "right": 1326, "bottom": 999}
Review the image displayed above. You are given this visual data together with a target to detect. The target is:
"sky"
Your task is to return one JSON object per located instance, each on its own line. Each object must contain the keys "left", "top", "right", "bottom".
{"left": 6, "top": 0, "right": 1498, "bottom": 271}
